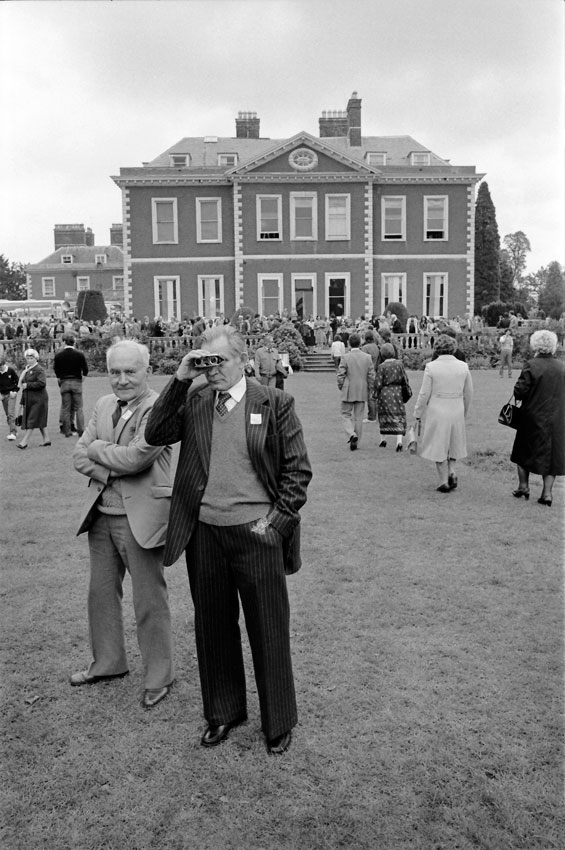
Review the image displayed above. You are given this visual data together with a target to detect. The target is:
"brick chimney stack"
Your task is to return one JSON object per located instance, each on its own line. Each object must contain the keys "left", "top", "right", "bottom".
{"left": 236, "top": 111, "right": 260, "bottom": 139}
{"left": 54, "top": 223, "right": 90, "bottom": 249}
{"left": 110, "top": 223, "right": 123, "bottom": 247}
{"left": 347, "top": 91, "right": 362, "bottom": 146}
{"left": 318, "top": 110, "right": 348, "bottom": 138}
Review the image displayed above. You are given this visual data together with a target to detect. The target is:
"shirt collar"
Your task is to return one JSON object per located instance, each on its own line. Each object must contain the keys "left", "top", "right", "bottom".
{"left": 217, "top": 374, "right": 246, "bottom": 403}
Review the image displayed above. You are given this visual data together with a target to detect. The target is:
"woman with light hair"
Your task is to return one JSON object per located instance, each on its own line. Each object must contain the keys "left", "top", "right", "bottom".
{"left": 511, "top": 330, "right": 565, "bottom": 506}
{"left": 413, "top": 334, "right": 474, "bottom": 491}
{"left": 16, "top": 349, "right": 50, "bottom": 449}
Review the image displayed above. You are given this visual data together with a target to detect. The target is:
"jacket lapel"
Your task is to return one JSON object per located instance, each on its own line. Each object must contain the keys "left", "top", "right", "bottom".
{"left": 192, "top": 387, "right": 214, "bottom": 472}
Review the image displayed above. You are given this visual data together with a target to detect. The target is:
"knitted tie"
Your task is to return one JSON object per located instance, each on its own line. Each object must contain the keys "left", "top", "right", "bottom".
{"left": 216, "top": 391, "right": 231, "bottom": 417}
{"left": 112, "top": 399, "right": 127, "bottom": 427}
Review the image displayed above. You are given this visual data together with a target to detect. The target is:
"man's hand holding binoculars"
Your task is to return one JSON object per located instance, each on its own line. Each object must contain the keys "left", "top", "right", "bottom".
{"left": 176, "top": 350, "right": 226, "bottom": 382}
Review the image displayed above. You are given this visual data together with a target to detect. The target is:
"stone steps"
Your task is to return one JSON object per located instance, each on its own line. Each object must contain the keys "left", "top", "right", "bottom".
{"left": 302, "top": 351, "right": 335, "bottom": 372}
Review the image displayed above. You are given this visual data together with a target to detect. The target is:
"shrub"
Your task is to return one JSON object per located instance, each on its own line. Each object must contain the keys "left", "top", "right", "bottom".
{"left": 76, "top": 290, "right": 107, "bottom": 324}
{"left": 386, "top": 302, "right": 408, "bottom": 332}
{"left": 272, "top": 321, "right": 307, "bottom": 370}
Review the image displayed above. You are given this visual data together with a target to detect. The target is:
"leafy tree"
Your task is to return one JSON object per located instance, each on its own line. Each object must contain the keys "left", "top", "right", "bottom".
{"left": 502, "top": 231, "right": 531, "bottom": 287}
{"left": 76, "top": 290, "right": 107, "bottom": 323}
{"left": 499, "top": 250, "right": 515, "bottom": 303}
{"left": 0, "top": 254, "right": 27, "bottom": 300}
{"left": 474, "top": 182, "right": 501, "bottom": 313}
{"left": 538, "top": 261, "right": 565, "bottom": 319}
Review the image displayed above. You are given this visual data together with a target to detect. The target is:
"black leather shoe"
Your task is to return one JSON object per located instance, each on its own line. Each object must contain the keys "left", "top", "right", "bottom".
{"left": 448, "top": 474, "right": 458, "bottom": 490}
{"left": 379, "top": 440, "right": 387, "bottom": 448}
{"left": 70, "top": 670, "right": 129, "bottom": 686}
{"left": 349, "top": 435, "right": 358, "bottom": 451}
{"left": 436, "top": 484, "right": 451, "bottom": 493}
{"left": 200, "top": 716, "right": 246, "bottom": 747}
{"left": 267, "top": 730, "right": 292, "bottom": 755}
{"left": 142, "top": 683, "right": 173, "bottom": 709}
{"left": 512, "top": 488, "right": 530, "bottom": 500}
{"left": 537, "top": 497, "right": 552, "bottom": 507}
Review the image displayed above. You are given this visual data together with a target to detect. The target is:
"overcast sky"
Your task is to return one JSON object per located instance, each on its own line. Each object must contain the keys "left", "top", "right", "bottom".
{"left": 1, "top": 0, "right": 563, "bottom": 274}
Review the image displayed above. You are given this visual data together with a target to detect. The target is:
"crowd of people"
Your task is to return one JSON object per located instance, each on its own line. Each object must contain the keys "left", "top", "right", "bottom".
{"left": 1, "top": 320, "right": 563, "bottom": 756}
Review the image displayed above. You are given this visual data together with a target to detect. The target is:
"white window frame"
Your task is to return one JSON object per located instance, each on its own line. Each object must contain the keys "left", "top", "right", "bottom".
{"left": 196, "top": 198, "right": 222, "bottom": 243}
{"left": 291, "top": 273, "right": 317, "bottom": 318}
{"left": 198, "top": 275, "right": 225, "bottom": 318}
{"left": 61, "top": 254, "right": 73, "bottom": 264}
{"left": 42, "top": 277, "right": 55, "bottom": 297}
{"left": 218, "top": 153, "right": 238, "bottom": 167}
{"left": 324, "top": 273, "right": 351, "bottom": 319}
{"left": 256, "top": 195, "right": 282, "bottom": 241}
{"left": 290, "top": 192, "right": 317, "bottom": 241}
{"left": 382, "top": 196, "right": 406, "bottom": 241}
{"left": 154, "top": 275, "right": 180, "bottom": 322}
{"left": 76, "top": 277, "right": 90, "bottom": 291}
{"left": 151, "top": 197, "right": 178, "bottom": 244}
{"left": 112, "top": 275, "right": 124, "bottom": 291}
{"left": 95, "top": 254, "right": 107, "bottom": 264}
{"left": 424, "top": 196, "right": 449, "bottom": 241}
{"left": 366, "top": 152, "right": 387, "bottom": 166}
{"left": 381, "top": 273, "right": 406, "bottom": 314}
{"left": 257, "top": 274, "right": 284, "bottom": 316}
{"left": 411, "top": 152, "right": 431, "bottom": 166}
{"left": 169, "top": 154, "right": 190, "bottom": 167}
{"left": 423, "top": 273, "right": 448, "bottom": 319}
{"left": 325, "top": 194, "right": 350, "bottom": 241}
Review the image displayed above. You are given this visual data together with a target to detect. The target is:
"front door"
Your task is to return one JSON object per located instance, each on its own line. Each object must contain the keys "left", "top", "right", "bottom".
{"left": 292, "top": 274, "right": 316, "bottom": 319}
{"left": 326, "top": 274, "right": 350, "bottom": 318}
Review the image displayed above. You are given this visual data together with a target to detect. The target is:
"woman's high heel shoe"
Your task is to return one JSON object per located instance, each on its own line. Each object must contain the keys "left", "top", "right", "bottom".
{"left": 512, "top": 489, "right": 530, "bottom": 500}
{"left": 537, "top": 497, "right": 552, "bottom": 507}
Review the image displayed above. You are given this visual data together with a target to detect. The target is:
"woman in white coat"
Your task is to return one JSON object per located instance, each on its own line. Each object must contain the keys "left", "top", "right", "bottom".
{"left": 413, "top": 334, "right": 473, "bottom": 492}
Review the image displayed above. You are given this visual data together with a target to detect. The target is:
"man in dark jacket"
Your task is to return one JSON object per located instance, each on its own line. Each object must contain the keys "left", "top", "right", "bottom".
{"left": 53, "top": 334, "right": 89, "bottom": 436}
{"left": 145, "top": 325, "right": 312, "bottom": 755}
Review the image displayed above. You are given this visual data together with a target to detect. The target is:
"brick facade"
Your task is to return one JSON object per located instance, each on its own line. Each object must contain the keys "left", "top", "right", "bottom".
{"left": 112, "top": 93, "right": 482, "bottom": 321}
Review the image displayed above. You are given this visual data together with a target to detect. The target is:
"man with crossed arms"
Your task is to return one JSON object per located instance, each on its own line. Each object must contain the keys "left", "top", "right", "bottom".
{"left": 145, "top": 325, "right": 312, "bottom": 754}
{"left": 71, "top": 340, "right": 174, "bottom": 709}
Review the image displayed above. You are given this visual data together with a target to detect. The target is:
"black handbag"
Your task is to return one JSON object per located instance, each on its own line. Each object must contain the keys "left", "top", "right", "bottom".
{"left": 498, "top": 396, "right": 521, "bottom": 429}
{"left": 401, "top": 380, "right": 413, "bottom": 404}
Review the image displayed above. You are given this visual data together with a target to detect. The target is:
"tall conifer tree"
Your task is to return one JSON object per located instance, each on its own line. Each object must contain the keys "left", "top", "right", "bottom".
{"left": 474, "top": 182, "right": 500, "bottom": 313}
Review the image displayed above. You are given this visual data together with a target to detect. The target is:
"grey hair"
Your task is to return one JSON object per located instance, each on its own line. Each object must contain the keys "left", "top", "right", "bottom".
{"left": 201, "top": 324, "right": 247, "bottom": 358}
{"left": 530, "top": 330, "right": 558, "bottom": 356}
{"left": 106, "top": 340, "right": 150, "bottom": 368}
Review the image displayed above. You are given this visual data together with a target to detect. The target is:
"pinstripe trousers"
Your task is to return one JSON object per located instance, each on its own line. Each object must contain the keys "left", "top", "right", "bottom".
{"left": 186, "top": 520, "right": 297, "bottom": 740}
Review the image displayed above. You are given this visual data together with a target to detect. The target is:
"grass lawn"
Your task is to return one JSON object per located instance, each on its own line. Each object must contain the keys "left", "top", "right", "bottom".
{"left": 1, "top": 369, "right": 563, "bottom": 849}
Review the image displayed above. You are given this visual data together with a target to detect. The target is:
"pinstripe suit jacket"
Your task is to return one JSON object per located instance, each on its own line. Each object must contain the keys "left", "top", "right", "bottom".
{"left": 145, "top": 376, "right": 312, "bottom": 570}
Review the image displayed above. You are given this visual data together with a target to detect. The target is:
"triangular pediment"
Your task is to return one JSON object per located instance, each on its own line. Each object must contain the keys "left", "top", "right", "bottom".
{"left": 228, "top": 132, "right": 378, "bottom": 176}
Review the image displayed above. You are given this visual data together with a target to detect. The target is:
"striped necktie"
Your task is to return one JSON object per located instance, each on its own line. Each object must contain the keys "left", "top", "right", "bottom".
{"left": 216, "top": 391, "right": 231, "bottom": 416}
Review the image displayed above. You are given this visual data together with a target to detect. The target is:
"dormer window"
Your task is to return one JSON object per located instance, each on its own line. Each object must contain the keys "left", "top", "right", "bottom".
{"left": 95, "top": 254, "right": 107, "bottom": 264}
{"left": 169, "top": 154, "right": 190, "bottom": 167}
{"left": 411, "top": 152, "right": 431, "bottom": 166}
{"left": 366, "top": 152, "right": 386, "bottom": 166}
{"left": 218, "top": 153, "right": 238, "bottom": 167}
{"left": 61, "top": 254, "right": 73, "bottom": 264}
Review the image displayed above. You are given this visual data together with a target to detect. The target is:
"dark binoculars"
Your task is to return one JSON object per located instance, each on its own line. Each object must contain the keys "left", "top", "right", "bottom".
{"left": 192, "top": 354, "right": 226, "bottom": 369}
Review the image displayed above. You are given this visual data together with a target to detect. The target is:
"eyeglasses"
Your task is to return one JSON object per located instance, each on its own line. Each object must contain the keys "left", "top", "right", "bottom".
{"left": 192, "top": 354, "right": 227, "bottom": 369}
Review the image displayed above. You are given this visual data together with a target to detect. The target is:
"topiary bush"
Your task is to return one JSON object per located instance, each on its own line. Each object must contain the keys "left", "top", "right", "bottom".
{"left": 76, "top": 290, "right": 107, "bottom": 324}
{"left": 385, "top": 302, "right": 408, "bottom": 332}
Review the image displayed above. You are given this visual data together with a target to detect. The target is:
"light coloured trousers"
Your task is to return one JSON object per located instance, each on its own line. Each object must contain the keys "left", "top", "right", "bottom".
{"left": 86, "top": 513, "right": 174, "bottom": 689}
{"left": 341, "top": 400, "right": 366, "bottom": 443}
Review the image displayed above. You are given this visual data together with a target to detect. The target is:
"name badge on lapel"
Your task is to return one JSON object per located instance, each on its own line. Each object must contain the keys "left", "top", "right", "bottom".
{"left": 122, "top": 410, "right": 133, "bottom": 422}
{"left": 250, "top": 413, "right": 262, "bottom": 425}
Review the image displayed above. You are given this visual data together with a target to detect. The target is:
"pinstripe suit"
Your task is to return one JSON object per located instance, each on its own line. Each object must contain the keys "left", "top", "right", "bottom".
{"left": 145, "top": 376, "right": 312, "bottom": 739}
